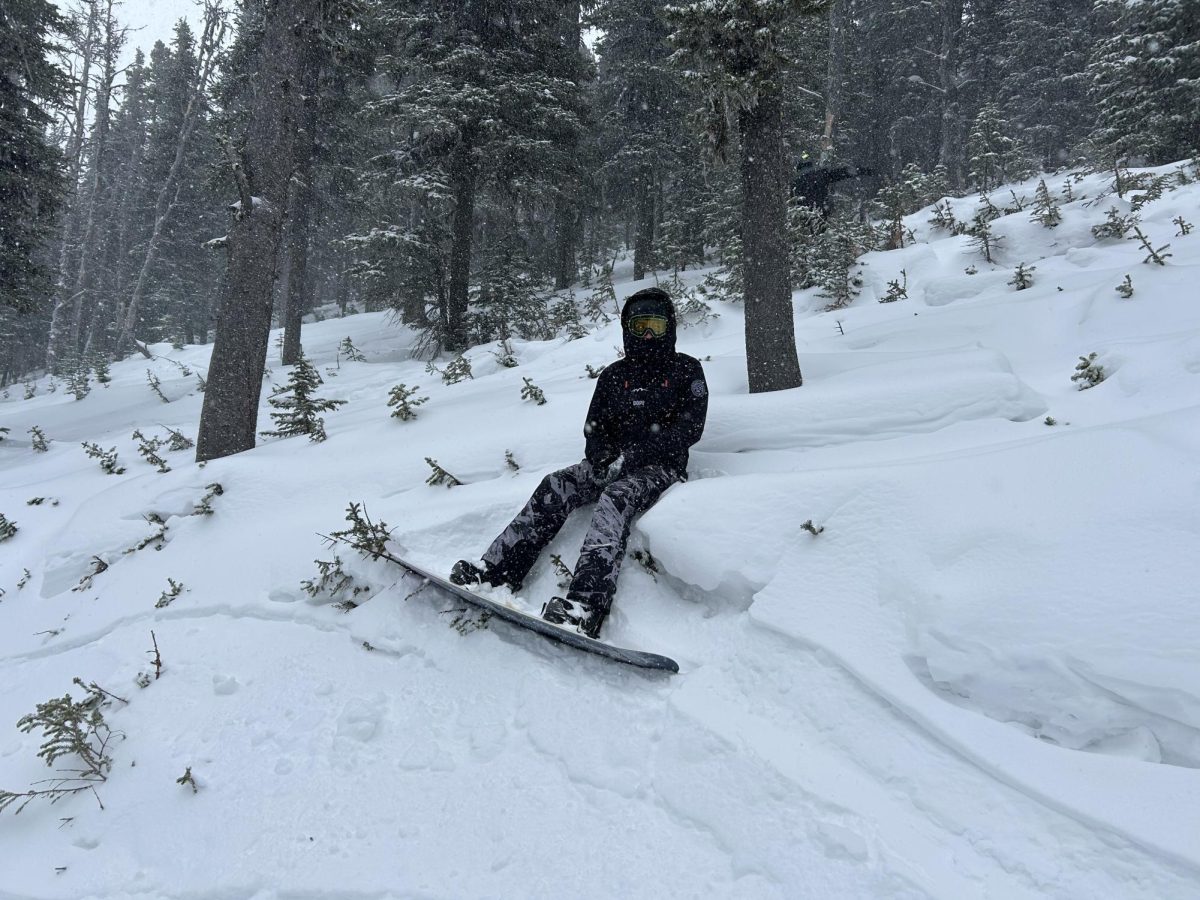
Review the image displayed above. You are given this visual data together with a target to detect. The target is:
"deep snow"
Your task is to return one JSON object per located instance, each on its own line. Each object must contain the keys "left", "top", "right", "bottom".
{"left": 2, "top": 164, "right": 1200, "bottom": 898}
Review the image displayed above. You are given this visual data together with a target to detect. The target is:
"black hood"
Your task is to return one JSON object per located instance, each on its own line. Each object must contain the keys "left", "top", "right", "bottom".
{"left": 621, "top": 288, "right": 677, "bottom": 362}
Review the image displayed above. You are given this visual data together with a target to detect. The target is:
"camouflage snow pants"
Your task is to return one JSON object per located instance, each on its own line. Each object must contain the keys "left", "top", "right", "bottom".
{"left": 481, "top": 460, "right": 681, "bottom": 613}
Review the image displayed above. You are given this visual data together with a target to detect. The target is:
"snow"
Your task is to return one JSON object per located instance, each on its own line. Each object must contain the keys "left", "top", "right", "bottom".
{"left": 4, "top": 163, "right": 1200, "bottom": 898}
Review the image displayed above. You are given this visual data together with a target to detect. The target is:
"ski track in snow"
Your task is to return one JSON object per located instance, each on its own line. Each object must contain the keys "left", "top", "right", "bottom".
{"left": 4, "top": 165, "right": 1200, "bottom": 898}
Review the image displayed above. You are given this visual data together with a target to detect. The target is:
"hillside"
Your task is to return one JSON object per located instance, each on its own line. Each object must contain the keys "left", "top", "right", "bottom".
{"left": 2, "top": 163, "right": 1199, "bottom": 899}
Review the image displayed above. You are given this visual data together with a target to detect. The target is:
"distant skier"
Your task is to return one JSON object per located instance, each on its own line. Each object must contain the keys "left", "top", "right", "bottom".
{"left": 792, "top": 153, "right": 875, "bottom": 218}
{"left": 451, "top": 287, "right": 708, "bottom": 639}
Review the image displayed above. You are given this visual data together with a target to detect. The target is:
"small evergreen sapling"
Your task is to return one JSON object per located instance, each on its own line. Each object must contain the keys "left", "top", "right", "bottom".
{"left": 132, "top": 430, "right": 171, "bottom": 473}
{"left": 585, "top": 364, "right": 606, "bottom": 379}
{"left": 192, "top": 482, "right": 224, "bottom": 516}
{"left": 1129, "top": 226, "right": 1172, "bottom": 265}
{"left": 67, "top": 361, "right": 90, "bottom": 401}
{"left": 261, "top": 353, "right": 347, "bottom": 443}
{"left": 1030, "top": 180, "right": 1062, "bottom": 227}
{"left": 146, "top": 370, "right": 169, "bottom": 403}
{"left": 155, "top": 578, "right": 185, "bottom": 609}
{"left": 23, "top": 382, "right": 36, "bottom": 400}
{"left": 387, "top": 383, "right": 428, "bottom": 421}
{"left": 425, "top": 457, "right": 463, "bottom": 488}
{"left": 427, "top": 355, "right": 472, "bottom": 385}
{"left": 520, "top": 377, "right": 547, "bottom": 405}
{"left": 29, "top": 426, "right": 49, "bottom": 451}
{"left": 880, "top": 270, "right": 908, "bottom": 303}
{"left": 505, "top": 450, "right": 520, "bottom": 472}
{"left": 162, "top": 427, "right": 194, "bottom": 451}
{"left": 81, "top": 443, "right": 125, "bottom": 475}
{"left": 1092, "top": 207, "right": 1138, "bottom": 240}
{"left": 176, "top": 767, "right": 199, "bottom": 794}
{"left": 338, "top": 336, "right": 366, "bottom": 362}
{"left": 968, "top": 213, "right": 1003, "bottom": 263}
{"left": 0, "top": 514, "right": 17, "bottom": 542}
{"left": 327, "top": 502, "right": 394, "bottom": 560}
{"left": 1116, "top": 274, "right": 1134, "bottom": 298}
{"left": 0, "top": 683, "right": 124, "bottom": 814}
{"left": 1009, "top": 262, "right": 1036, "bottom": 291}
{"left": 1071, "top": 353, "right": 1106, "bottom": 390}
{"left": 1174, "top": 216, "right": 1193, "bottom": 237}
{"left": 73, "top": 556, "right": 109, "bottom": 592}
{"left": 92, "top": 358, "right": 111, "bottom": 386}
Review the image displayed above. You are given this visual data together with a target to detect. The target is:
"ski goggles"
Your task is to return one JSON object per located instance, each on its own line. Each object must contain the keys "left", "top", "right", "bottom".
{"left": 627, "top": 314, "right": 669, "bottom": 338}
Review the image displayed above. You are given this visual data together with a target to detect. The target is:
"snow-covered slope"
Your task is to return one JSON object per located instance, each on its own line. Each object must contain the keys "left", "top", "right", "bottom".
{"left": 2, "top": 164, "right": 1199, "bottom": 899}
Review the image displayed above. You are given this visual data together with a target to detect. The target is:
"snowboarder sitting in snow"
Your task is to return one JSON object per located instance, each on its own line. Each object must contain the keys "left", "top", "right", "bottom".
{"left": 450, "top": 287, "right": 708, "bottom": 639}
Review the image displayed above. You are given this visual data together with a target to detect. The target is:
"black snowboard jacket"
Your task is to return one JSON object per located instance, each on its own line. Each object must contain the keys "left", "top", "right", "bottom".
{"left": 583, "top": 295, "right": 708, "bottom": 477}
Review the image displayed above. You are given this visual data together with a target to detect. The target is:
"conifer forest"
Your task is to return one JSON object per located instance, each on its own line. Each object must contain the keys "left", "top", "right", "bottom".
{"left": 2, "top": 0, "right": 1198, "bottom": 459}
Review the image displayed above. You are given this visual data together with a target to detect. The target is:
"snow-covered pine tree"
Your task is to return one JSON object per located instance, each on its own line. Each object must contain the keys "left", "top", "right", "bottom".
{"left": 1088, "top": 0, "right": 1200, "bottom": 165}
{"left": 261, "top": 353, "right": 346, "bottom": 443}
{"left": 967, "top": 104, "right": 1026, "bottom": 192}
{"left": 668, "top": 0, "right": 824, "bottom": 392}
{"left": 1030, "top": 179, "right": 1062, "bottom": 227}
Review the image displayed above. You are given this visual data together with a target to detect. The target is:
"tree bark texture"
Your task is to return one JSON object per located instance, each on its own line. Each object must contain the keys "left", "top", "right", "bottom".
{"left": 937, "top": 0, "right": 966, "bottom": 189}
{"left": 196, "top": 0, "right": 317, "bottom": 462}
{"left": 281, "top": 38, "right": 321, "bottom": 367}
{"left": 632, "top": 165, "right": 655, "bottom": 281}
{"left": 446, "top": 127, "right": 477, "bottom": 351}
{"left": 739, "top": 90, "right": 803, "bottom": 393}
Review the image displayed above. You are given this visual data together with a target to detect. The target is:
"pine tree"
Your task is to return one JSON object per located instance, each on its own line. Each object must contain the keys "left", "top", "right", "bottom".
{"left": 1089, "top": 0, "right": 1200, "bottom": 165}
{"left": 668, "top": 0, "right": 824, "bottom": 393}
{"left": 967, "top": 104, "right": 1025, "bottom": 192}
{"left": 261, "top": 353, "right": 346, "bottom": 443}
{"left": 1030, "top": 179, "right": 1062, "bottom": 227}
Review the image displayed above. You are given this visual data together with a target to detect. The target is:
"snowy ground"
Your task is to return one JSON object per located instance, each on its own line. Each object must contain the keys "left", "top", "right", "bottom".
{"left": 3, "top": 164, "right": 1200, "bottom": 898}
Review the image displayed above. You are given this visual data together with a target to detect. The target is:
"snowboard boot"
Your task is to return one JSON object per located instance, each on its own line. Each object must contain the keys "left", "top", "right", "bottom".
{"left": 450, "top": 559, "right": 514, "bottom": 590}
{"left": 541, "top": 595, "right": 606, "bottom": 639}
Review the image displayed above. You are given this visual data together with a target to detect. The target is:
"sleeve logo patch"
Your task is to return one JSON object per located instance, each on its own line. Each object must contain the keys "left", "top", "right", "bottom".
{"left": 691, "top": 379, "right": 708, "bottom": 398}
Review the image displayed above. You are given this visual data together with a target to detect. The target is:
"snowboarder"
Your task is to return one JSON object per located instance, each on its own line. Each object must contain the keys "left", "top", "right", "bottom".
{"left": 451, "top": 287, "right": 708, "bottom": 639}
{"left": 791, "top": 153, "right": 875, "bottom": 218}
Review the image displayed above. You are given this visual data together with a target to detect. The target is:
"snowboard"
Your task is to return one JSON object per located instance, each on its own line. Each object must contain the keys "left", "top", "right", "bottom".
{"left": 386, "top": 553, "right": 679, "bottom": 674}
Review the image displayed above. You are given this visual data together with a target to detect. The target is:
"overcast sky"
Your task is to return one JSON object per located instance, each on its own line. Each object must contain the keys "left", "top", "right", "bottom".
{"left": 55, "top": 0, "right": 200, "bottom": 69}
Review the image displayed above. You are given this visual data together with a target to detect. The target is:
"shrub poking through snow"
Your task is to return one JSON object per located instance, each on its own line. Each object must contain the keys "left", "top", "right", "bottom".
{"left": 81, "top": 442, "right": 125, "bottom": 475}
{"left": 301, "top": 555, "right": 369, "bottom": 611}
{"left": 67, "top": 360, "right": 90, "bottom": 400}
{"left": 584, "top": 263, "right": 619, "bottom": 323}
{"left": 328, "top": 502, "right": 394, "bottom": 560}
{"left": 801, "top": 519, "right": 825, "bottom": 537}
{"left": 155, "top": 578, "right": 185, "bottom": 609}
{"left": 0, "top": 681, "right": 125, "bottom": 814}
{"left": 1030, "top": 180, "right": 1061, "bottom": 227}
{"left": 1071, "top": 353, "right": 1106, "bottom": 390}
{"left": 492, "top": 340, "right": 519, "bottom": 368}
{"left": 549, "top": 554, "right": 573, "bottom": 589}
{"left": 162, "top": 427, "right": 194, "bottom": 451}
{"left": 1092, "top": 207, "right": 1137, "bottom": 240}
{"left": 1174, "top": 216, "right": 1193, "bottom": 237}
{"left": 93, "top": 357, "right": 111, "bottom": 386}
{"left": 146, "top": 370, "right": 169, "bottom": 403}
{"left": 192, "top": 482, "right": 224, "bottom": 516}
{"left": 1116, "top": 274, "right": 1134, "bottom": 298}
{"left": 387, "top": 383, "right": 428, "bottom": 421}
{"left": 520, "top": 377, "right": 546, "bottom": 405}
{"left": 261, "top": 353, "right": 346, "bottom": 443}
{"left": 505, "top": 450, "right": 519, "bottom": 472}
{"left": 23, "top": 382, "right": 36, "bottom": 399}
{"left": 0, "top": 514, "right": 17, "bottom": 542}
{"left": 880, "top": 270, "right": 908, "bottom": 303}
{"left": 928, "top": 200, "right": 961, "bottom": 233}
{"left": 585, "top": 364, "right": 606, "bottom": 379}
{"left": 1009, "top": 262, "right": 1036, "bottom": 291}
{"left": 1129, "top": 226, "right": 1172, "bottom": 265}
{"left": 968, "top": 213, "right": 1003, "bottom": 263}
{"left": 429, "top": 355, "right": 472, "bottom": 385}
{"left": 425, "top": 457, "right": 463, "bottom": 488}
{"left": 176, "top": 767, "right": 199, "bottom": 794}
{"left": 132, "top": 430, "right": 171, "bottom": 473}
{"left": 338, "top": 336, "right": 366, "bottom": 363}
{"left": 72, "top": 556, "right": 109, "bottom": 592}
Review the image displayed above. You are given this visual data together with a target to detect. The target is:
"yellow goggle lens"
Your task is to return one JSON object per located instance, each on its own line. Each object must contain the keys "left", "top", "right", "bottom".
{"left": 627, "top": 314, "right": 669, "bottom": 337}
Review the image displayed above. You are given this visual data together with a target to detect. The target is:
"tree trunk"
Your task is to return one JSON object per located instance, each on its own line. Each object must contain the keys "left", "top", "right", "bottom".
{"left": 196, "top": 0, "right": 315, "bottom": 463}
{"left": 446, "top": 127, "right": 477, "bottom": 351}
{"left": 632, "top": 165, "right": 655, "bottom": 281}
{"left": 739, "top": 90, "right": 803, "bottom": 393}
{"left": 115, "top": 7, "right": 225, "bottom": 356}
{"left": 937, "top": 0, "right": 966, "bottom": 189}
{"left": 281, "top": 38, "right": 321, "bottom": 367}
{"left": 821, "top": 0, "right": 849, "bottom": 162}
